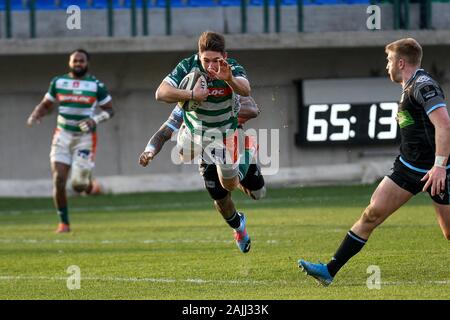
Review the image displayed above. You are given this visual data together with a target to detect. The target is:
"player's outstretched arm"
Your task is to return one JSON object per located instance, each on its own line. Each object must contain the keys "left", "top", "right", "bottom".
{"left": 139, "top": 125, "right": 174, "bottom": 167}
{"left": 26, "top": 98, "right": 55, "bottom": 127}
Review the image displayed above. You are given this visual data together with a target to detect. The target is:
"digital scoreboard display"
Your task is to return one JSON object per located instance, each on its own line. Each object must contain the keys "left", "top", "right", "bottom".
{"left": 296, "top": 78, "right": 402, "bottom": 146}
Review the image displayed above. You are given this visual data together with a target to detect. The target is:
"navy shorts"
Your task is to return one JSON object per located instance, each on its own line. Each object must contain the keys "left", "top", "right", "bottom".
{"left": 199, "top": 163, "right": 265, "bottom": 201}
{"left": 389, "top": 156, "right": 450, "bottom": 205}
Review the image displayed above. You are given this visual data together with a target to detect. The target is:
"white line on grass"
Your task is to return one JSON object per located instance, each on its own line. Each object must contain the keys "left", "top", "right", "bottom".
{"left": 0, "top": 275, "right": 285, "bottom": 285}
{"left": 0, "top": 238, "right": 279, "bottom": 245}
{"left": 0, "top": 275, "right": 449, "bottom": 286}
{"left": 0, "top": 195, "right": 369, "bottom": 215}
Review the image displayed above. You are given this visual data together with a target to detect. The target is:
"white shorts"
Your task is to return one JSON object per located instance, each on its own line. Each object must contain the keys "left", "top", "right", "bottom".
{"left": 176, "top": 125, "right": 241, "bottom": 180}
{"left": 50, "top": 128, "right": 97, "bottom": 170}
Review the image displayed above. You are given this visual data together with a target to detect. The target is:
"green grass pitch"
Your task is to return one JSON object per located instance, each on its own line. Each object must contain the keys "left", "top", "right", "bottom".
{"left": 0, "top": 185, "right": 449, "bottom": 299}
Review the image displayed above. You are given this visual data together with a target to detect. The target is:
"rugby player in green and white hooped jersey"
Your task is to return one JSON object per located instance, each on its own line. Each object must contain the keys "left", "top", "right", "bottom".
{"left": 155, "top": 31, "right": 253, "bottom": 253}
{"left": 27, "top": 49, "right": 114, "bottom": 233}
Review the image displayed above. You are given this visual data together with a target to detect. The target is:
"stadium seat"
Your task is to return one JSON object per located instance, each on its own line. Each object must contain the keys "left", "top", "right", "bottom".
{"left": 305, "top": 0, "right": 354, "bottom": 4}
{"left": 219, "top": 0, "right": 241, "bottom": 6}
{"left": 154, "top": 0, "right": 186, "bottom": 7}
{"left": 249, "top": 0, "right": 275, "bottom": 6}
{"left": 281, "top": 0, "right": 298, "bottom": 6}
{"left": 92, "top": 0, "right": 122, "bottom": 9}
{"left": 310, "top": 0, "right": 341, "bottom": 4}
{"left": 125, "top": 0, "right": 168, "bottom": 8}
{"left": 344, "top": 0, "right": 370, "bottom": 4}
{"left": 33, "top": 0, "right": 60, "bottom": 10}
{"left": 188, "top": 0, "right": 217, "bottom": 7}
{"left": 1, "top": 0, "right": 27, "bottom": 10}
{"left": 61, "top": 0, "right": 91, "bottom": 8}
{"left": 123, "top": 0, "right": 144, "bottom": 7}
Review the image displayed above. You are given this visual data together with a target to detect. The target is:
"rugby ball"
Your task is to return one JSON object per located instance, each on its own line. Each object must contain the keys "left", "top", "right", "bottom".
{"left": 177, "top": 71, "right": 207, "bottom": 112}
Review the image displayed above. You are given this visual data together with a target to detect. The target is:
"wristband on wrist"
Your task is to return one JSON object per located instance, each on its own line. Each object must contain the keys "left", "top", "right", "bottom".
{"left": 144, "top": 144, "right": 156, "bottom": 153}
{"left": 92, "top": 110, "right": 111, "bottom": 124}
{"left": 435, "top": 155, "right": 447, "bottom": 168}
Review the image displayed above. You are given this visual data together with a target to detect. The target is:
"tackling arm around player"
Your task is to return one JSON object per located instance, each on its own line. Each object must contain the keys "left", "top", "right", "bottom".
{"left": 139, "top": 96, "right": 260, "bottom": 167}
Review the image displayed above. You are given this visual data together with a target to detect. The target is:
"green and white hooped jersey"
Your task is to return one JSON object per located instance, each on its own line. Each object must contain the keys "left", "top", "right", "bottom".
{"left": 45, "top": 74, "right": 112, "bottom": 133}
{"left": 164, "top": 54, "right": 247, "bottom": 136}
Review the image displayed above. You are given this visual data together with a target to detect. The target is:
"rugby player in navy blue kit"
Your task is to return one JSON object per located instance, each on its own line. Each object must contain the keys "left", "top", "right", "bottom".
{"left": 299, "top": 38, "right": 450, "bottom": 286}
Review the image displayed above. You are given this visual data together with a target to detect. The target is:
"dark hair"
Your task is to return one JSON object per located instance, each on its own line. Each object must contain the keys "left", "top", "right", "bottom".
{"left": 385, "top": 38, "right": 422, "bottom": 66}
{"left": 198, "top": 31, "right": 225, "bottom": 54}
{"left": 70, "top": 49, "right": 90, "bottom": 61}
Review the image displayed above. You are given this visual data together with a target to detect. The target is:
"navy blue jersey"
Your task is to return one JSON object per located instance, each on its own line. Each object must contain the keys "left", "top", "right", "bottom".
{"left": 397, "top": 69, "right": 447, "bottom": 171}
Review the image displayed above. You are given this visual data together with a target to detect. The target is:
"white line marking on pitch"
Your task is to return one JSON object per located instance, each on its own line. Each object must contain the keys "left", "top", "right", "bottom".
{"left": 0, "top": 275, "right": 284, "bottom": 285}
{"left": 0, "top": 195, "right": 369, "bottom": 215}
{"left": 0, "top": 275, "right": 449, "bottom": 286}
{"left": 0, "top": 238, "right": 279, "bottom": 245}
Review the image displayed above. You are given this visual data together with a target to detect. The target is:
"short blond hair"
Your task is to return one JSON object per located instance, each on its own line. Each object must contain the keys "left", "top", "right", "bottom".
{"left": 385, "top": 38, "right": 423, "bottom": 66}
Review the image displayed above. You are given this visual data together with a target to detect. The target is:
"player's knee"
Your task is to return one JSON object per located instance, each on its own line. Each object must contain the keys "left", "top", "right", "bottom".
{"left": 361, "top": 204, "right": 381, "bottom": 225}
{"left": 221, "top": 180, "right": 239, "bottom": 192}
{"left": 250, "top": 186, "right": 266, "bottom": 200}
{"left": 220, "top": 176, "right": 239, "bottom": 192}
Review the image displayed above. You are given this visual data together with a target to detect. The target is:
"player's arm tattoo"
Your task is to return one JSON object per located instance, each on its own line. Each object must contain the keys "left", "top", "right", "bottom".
{"left": 147, "top": 125, "right": 174, "bottom": 157}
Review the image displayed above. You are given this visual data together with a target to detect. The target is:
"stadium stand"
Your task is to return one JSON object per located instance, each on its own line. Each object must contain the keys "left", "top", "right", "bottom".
{"left": 0, "top": 0, "right": 382, "bottom": 10}
{"left": 0, "top": 0, "right": 443, "bottom": 38}
{"left": 61, "top": 0, "right": 91, "bottom": 8}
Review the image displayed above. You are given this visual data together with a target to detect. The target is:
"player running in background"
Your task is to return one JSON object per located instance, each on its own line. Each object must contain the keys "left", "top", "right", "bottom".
{"left": 139, "top": 96, "right": 265, "bottom": 253}
{"left": 299, "top": 38, "right": 450, "bottom": 286}
{"left": 27, "top": 49, "right": 114, "bottom": 233}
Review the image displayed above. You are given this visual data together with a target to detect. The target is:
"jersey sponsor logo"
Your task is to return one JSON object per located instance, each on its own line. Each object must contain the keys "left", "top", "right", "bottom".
{"left": 56, "top": 78, "right": 98, "bottom": 92}
{"left": 420, "top": 86, "right": 438, "bottom": 101}
{"left": 438, "top": 192, "right": 445, "bottom": 201}
{"left": 397, "top": 110, "right": 415, "bottom": 129}
{"left": 56, "top": 93, "right": 97, "bottom": 104}
{"left": 416, "top": 75, "right": 431, "bottom": 83}
{"left": 208, "top": 87, "right": 232, "bottom": 97}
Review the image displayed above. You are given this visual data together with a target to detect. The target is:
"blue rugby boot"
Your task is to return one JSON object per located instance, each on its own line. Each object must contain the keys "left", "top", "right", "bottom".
{"left": 234, "top": 213, "right": 251, "bottom": 253}
{"left": 298, "top": 259, "right": 333, "bottom": 286}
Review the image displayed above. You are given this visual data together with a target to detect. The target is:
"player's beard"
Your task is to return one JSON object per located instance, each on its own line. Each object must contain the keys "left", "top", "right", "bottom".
{"left": 389, "top": 67, "right": 401, "bottom": 83}
{"left": 71, "top": 66, "right": 88, "bottom": 78}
